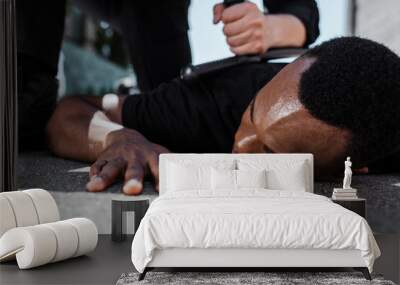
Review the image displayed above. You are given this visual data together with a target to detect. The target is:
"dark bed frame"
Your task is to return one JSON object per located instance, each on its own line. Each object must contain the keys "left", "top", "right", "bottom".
{"left": 138, "top": 267, "right": 372, "bottom": 281}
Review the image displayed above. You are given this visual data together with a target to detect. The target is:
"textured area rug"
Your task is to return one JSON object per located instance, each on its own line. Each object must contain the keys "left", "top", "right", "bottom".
{"left": 116, "top": 272, "right": 395, "bottom": 285}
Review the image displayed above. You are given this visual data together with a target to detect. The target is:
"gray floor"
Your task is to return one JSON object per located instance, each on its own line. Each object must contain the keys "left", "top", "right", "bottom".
{"left": 1, "top": 235, "right": 399, "bottom": 285}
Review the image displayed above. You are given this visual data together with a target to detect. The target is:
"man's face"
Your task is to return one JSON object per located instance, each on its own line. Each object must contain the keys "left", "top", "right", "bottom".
{"left": 233, "top": 57, "right": 352, "bottom": 177}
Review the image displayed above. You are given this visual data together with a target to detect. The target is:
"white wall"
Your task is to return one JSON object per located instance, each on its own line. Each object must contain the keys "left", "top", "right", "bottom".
{"left": 356, "top": 0, "right": 400, "bottom": 55}
{"left": 314, "top": 0, "right": 353, "bottom": 44}
{"left": 188, "top": 0, "right": 352, "bottom": 64}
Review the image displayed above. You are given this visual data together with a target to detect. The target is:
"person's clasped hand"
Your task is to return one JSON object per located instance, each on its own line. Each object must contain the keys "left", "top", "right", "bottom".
{"left": 213, "top": 2, "right": 274, "bottom": 55}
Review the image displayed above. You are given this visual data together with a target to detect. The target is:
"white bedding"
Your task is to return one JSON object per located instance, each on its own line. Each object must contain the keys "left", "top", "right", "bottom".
{"left": 131, "top": 190, "right": 380, "bottom": 273}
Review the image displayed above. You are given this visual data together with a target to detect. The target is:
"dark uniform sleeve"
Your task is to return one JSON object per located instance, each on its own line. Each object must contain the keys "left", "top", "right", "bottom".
{"left": 263, "top": 0, "right": 320, "bottom": 46}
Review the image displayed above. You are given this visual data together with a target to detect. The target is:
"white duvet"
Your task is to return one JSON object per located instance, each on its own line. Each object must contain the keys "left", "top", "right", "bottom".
{"left": 131, "top": 190, "right": 380, "bottom": 273}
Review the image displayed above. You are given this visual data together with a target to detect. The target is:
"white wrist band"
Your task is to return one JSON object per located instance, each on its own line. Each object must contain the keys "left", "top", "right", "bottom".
{"left": 88, "top": 111, "right": 123, "bottom": 148}
{"left": 102, "top": 93, "right": 119, "bottom": 112}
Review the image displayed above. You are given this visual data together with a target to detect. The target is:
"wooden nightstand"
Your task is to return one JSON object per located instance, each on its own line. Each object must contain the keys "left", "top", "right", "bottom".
{"left": 331, "top": 198, "right": 366, "bottom": 218}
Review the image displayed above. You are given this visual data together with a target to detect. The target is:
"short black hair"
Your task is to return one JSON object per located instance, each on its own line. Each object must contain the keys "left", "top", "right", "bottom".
{"left": 299, "top": 37, "right": 400, "bottom": 166}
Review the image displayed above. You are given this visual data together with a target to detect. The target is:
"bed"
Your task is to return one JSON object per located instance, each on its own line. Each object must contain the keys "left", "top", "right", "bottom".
{"left": 131, "top": 154, "right": 380, "bottom": 280}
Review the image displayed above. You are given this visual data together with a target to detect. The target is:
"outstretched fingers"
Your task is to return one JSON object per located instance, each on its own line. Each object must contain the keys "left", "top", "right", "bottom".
{"left": 123, "top": 163, "right": 145, "bottom": 195}
{"left": 87, "top": 158, "right": 125, "bottom": 192}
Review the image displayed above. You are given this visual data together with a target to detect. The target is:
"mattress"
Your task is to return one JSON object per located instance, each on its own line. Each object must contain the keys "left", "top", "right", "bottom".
{"left": 131, "top": 190, "right": 380, "bottom": 273}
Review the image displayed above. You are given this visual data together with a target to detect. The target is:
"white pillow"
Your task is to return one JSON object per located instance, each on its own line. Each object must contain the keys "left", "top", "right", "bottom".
{"left": 236, "top": 169, "right": 267, "bottom": 188}
{"left": 166, "top": 159, "right": 236, "bottom": 192}
{"left": 211, "top": 169, "right": 267, "bottom": 190}
{"left": 211, "top": 168, "right": 236, "bottom": 190}
{"left": 238, "top": 159, "right": 308, "bottom": 191}
{"left": 167, "top": 162, "right": 211, "bottom": 191}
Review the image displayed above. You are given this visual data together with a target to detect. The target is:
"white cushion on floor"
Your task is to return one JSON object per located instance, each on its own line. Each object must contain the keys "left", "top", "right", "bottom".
{"left": 23, "top": 189, "right": 59, "bottom": 223}
{"left": 0, "top": 192, "right": 39, "bottom": 227}
{"left": 65, "top": 218, "right": 98, "bottom": 257}
{"left": 0, "top": 226, "right": 57, "bottom": 269}
{"left": 0, "top": 218, "right": 98, "bottom": 269}
{"left": 42, "top": 221, "right": 79, "bottom": 262}
{"left": 0, "top": 190, "right": 98, "bottom": 269}
{"left": 0, "top": 196, "right": 17, "bottom": 237}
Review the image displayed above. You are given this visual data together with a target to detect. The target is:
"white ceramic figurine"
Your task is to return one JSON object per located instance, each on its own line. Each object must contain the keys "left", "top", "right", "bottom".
{"left": 343, "top": 157, "right": 352, "bottom": 189}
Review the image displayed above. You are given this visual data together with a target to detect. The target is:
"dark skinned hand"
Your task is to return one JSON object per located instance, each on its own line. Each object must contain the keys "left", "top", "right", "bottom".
{"left": 86, "top": 129, "right": 169, "bottom": 195}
